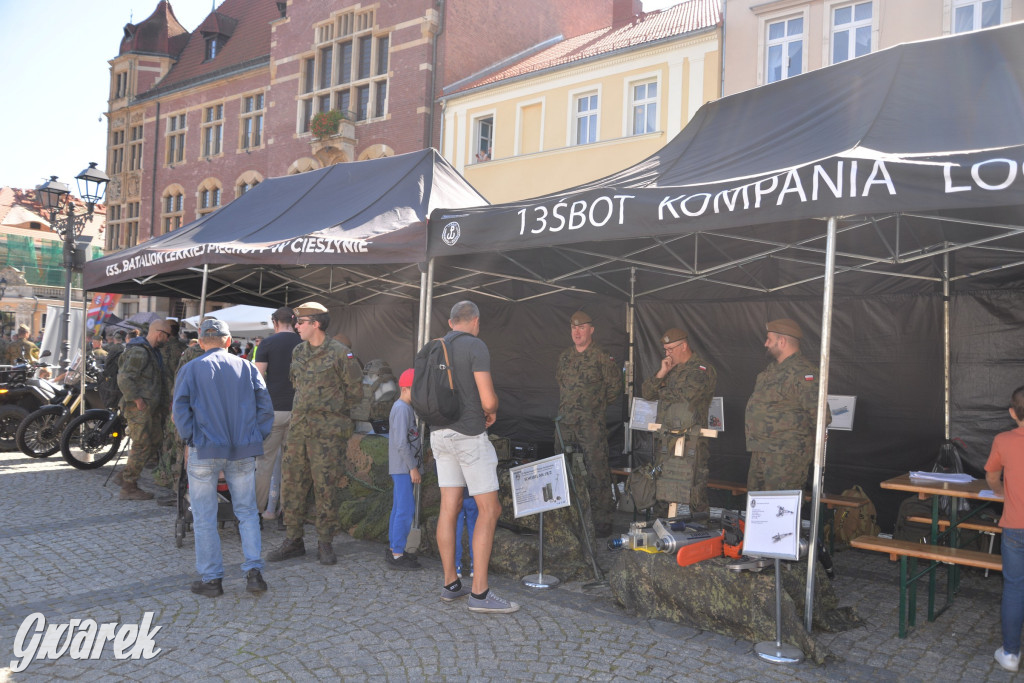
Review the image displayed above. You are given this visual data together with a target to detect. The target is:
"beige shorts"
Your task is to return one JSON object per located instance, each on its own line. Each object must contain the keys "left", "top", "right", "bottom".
{"left": 430, "top": 429, "right": 499, "bottom": 496}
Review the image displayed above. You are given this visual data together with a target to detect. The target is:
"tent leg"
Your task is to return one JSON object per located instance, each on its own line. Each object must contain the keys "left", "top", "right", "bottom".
{"left": 625, "top": 267, "right": 636, "bottom": 459}
{"left": 198, "top": 264, "right": 209, "bottom": 324}
{"left": 422, "top": 258, "right": 435, "bottom": 348}
{"left": 805, "top": 216, "right": 837, "bottom": 633}
{"left": 943, "top": 253, "right": 950, "bottom": 441}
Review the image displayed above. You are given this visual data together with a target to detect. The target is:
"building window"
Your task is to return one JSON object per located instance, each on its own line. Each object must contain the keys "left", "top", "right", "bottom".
{"left": 166, "top": 113, "right": 186, "bottom": 164}
{"left": 161, "top": 187, "right": 184, "bottom": 234}
{"left": 832, "top": 2, "right": 872, "bottom": 63}
{"left": 202, "top": 104, "right": 224, "bottom": 157}
{"left": 240, "top": 94, "right": 264, "bottom": 150}
{"left": 298, "top": 9, "right": 388, "bottom": 131}
{"left": 126, "top": 124, "right": 143, "bottom": 171}
{"left": 125, "top": 201, "right": 140, "bottom": 247}
{"left": 953, "top": 0, "right": 1001, "bottom": 33}
{"left": 197, "top": 180, "right": 222, "bottom": 217}
{"left": 474, "top": 116, "right": 493, "bottom": 163}
{"left": 574, "top": 93, "right": 598, "bottom": 145}
{"left": 235, "top": 171, "right": 264, "bottom": 198}
{"left": 631, "top": 80, "right": 658, "bottom": 135}
{"left": 766, "top": 16, "right": 804, "bottom": 83}
{"left": 106, "top": 204, "right": 122, "bottom": 250}
{"left": 110, "top": 129, "right": 125, "bottom": 174}
{"left": 113, "top": 71, "right": 129, "bottom": 99}
{"left": 205, "top": 36, "right": 223, "bottom": 61}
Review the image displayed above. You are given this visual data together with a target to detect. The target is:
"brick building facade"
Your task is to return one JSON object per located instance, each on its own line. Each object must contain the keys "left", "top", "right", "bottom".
{"left": 104, "top": 0, "right": 618, "bottom": 271}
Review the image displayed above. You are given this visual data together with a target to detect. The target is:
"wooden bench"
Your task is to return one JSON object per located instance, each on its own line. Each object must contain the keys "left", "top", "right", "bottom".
{"left": 706, "top": 480, "right": 865, "bottom": 509}
{"left": 851, "top": 535, "right": 1002, "bottom": 637}
{"left": 904, "top": 516, "right": 1002, "bottom": 534}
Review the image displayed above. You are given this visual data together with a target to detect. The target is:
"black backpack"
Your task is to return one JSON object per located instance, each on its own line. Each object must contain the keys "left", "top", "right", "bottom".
{"left": 411, "top": 332, "right": 467, "bottom": 426}
{"left": 97, "top": 346, "right": 125, "bottom": 409}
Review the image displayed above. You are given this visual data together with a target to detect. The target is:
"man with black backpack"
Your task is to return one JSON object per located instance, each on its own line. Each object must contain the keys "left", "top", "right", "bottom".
{"left": 429, "top": 301, "right": 519, "bottom": 614}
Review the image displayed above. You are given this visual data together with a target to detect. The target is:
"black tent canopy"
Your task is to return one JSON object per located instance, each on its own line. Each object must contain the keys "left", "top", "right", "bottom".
{"left": 421, "top": 23, "right": 1024, "bottom": 629}
{"left": 83, "top": 149, "right": 488, "bottom": 307}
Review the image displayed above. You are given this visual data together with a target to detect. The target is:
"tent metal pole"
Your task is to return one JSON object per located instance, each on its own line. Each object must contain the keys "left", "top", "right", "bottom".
{"left": 198, "top": 264, "right": 209, "bottom": 324}
{"left": 805, "top": 216, "right": 837, "bottom": 633}
{"left": 943, "top": 252, "right": 951, "bottom": 440}
{"left": 422, "top": 258, "right": 435, "bottom": 347}
{"left": 417, "top": 264, "right": 428, "bottom": 349}
{"left": 625, "top": 267, "right": 636, "bottom": 458}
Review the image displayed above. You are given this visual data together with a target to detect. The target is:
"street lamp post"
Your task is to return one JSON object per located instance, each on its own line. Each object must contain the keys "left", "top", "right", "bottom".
{"left": 35, "top": 163, "right": 109, "bottom": 372}
{"left": 0, "top": 276, "right": 7, "bottom": 340}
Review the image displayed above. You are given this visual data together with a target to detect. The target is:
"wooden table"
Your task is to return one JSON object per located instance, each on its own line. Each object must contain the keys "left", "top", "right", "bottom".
{"left": 879, "top": 473, "right": 1002, "bottom": 625}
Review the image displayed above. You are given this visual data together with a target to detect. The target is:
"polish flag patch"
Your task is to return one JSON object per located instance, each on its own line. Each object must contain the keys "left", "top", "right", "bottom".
{"left": 804, "top": 374, "right": 815, "bottom": 381}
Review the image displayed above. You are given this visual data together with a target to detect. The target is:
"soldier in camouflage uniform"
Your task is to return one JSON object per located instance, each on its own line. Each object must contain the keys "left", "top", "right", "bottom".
{"left": 116, "top": 319, "right": 172, "bottom": 500}
{"left": 268, "top": 302, "right": 362, "bottom": 566}
{"left": 103, "top": 330, "right": 126, "bottom": 355}
{"left": 153, "top": 321, "right": 188, "bottom": 490}
{"left": 641, "top": 328, "right": 717, "bottom": 513}
{"left": 6, "top": 324, "right": 39, "bottom": 363}
{"left": 554, "top": 311, "right": 620, "bottom": 537}
{"left": 744, "top": 318, "right": 829, "bottom": 492}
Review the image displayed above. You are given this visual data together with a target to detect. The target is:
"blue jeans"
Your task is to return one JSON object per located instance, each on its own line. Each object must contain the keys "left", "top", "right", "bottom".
{"left": 455, "top": 495, "right": 479, "bottom": 571}
{"left": 187, "top": 451, "right": 263, "bottom": 582}
{"left": 389, "top": 474, "right": 415, "bottom": 554}
{"left": 1003, "top": 528, "right": 1024, "bottom": 655}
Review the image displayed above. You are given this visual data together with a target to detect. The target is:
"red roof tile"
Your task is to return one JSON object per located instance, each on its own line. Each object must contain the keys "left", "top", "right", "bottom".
{"left": 119, "top": 0, "right": 188, "bottom": 57}
{"left": 448, "top": 0, "right": 722, "bottom": 95}
{"left": 140, "top": 0, "right": 280, "bottom": 96}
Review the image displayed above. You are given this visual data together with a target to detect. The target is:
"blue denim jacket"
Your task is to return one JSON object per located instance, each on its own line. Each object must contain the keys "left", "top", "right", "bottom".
{"left": 172, "top": 348, "right": 274, "bottom": 460}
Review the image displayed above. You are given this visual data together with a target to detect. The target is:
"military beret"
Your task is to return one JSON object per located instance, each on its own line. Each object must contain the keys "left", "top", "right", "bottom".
{"left": 294, "top": 302, "right": 329, "bottom": 317}
{"left": 570, "top": 311, "right": 592, "bottom": 326}
{"left": 660, "top": 328, "right": 687, "bottom": 344}
{"left": 766, "top": 318, "right": 803, "bottom": 339}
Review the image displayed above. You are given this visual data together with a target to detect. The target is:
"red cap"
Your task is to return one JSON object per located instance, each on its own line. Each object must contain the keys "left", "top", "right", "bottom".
{"left": 399, "top": 368, "right": 414, "bottom": 388}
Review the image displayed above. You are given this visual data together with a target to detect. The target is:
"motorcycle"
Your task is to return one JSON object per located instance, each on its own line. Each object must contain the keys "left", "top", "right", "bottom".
{"left": 0, "top": 351, "right": 59, "bottom": 451}
{"left": 59, "top": 405, "right": 127, "bottom": 470}
{"left": 16, "top": 356, "right": 104, "bottom": 458}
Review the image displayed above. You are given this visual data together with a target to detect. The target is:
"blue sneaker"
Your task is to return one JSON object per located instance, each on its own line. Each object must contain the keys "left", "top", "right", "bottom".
{"left": 440, "top": 583, "right": 471, "bottom": 602}
{"left": 468, "top": 589, "right": 520, "bottom": 614}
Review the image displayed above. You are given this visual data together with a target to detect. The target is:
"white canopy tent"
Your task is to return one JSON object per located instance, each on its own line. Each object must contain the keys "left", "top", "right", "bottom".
{"left": 182, "top": 305, "right": 277, "bottom": 338}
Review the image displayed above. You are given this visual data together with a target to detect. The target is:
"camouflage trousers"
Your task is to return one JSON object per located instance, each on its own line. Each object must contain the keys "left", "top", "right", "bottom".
{"left": 122, "top": 403, "right": 165, "bottom": 484}
{"left": 153, "top": 412, "right": 184, "bottom": 490}
{"left": 654, "top": 435, "right": 710, "bottom": 514}
{"left": 555, "top": 420, "right": 613, "bottom": 537}
{"left": 747, "top": 449, "right": 812, "bottom": 492}
{"left": 281, "top": 434, "right": 347, "bottom": 543}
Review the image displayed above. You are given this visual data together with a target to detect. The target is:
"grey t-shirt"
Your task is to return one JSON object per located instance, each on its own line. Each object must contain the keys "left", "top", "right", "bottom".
{"left": 444, "top": 330, "right": 490, "bottom": 436}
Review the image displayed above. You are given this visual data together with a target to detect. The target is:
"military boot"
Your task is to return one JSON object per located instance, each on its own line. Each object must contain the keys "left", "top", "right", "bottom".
{"left": 120, "top": 481, "right": 154, "bottom": 501}
{"left": 267, "top": 537, "right": 305, "bottom": 562}
{"left": 318, "top": 541, "right": 337, "bottom": 565}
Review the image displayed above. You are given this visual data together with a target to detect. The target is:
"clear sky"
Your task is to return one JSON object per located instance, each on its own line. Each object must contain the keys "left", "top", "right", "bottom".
{"left": 0, "top": 0, "right": 681, "bottom": 196}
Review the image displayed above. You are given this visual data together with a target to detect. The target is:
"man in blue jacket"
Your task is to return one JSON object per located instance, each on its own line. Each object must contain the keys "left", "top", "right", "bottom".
{"left": 173, "top": 318, "right": 274, "bottom": 597}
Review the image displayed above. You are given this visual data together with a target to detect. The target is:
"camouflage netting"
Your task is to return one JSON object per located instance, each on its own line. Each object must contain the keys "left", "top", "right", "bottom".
{"left": 609, "top": 552, "right": 861, "bottom": 664}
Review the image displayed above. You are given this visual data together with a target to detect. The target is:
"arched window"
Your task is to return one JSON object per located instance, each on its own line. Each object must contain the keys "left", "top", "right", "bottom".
{"left": 357, "top": 144, "right": 394, "bottom": 161}
{"left": 286, "top": 157, "right": 321, "bottom": 175}
{"left": 161, "top": 184, "right": 186, "bottom": 234}
{"left": 235, "top": 171, "right": 264, "bottom": 198}
{"left": 196, "top": 178, "right": 223, "bottom": 218}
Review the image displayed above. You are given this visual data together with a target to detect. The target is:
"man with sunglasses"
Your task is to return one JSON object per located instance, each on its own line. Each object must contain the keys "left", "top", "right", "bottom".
{"left": 116, "top": 318, "right": 172, "bottom": 500}
{"left": 641, "top": 327, "right": 717, "bottom": 514}
{"left": 267, "top": 302, "right": 362, "bottom": 566}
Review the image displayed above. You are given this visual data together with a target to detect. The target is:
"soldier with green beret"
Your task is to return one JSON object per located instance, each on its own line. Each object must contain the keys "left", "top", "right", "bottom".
{"left": 268, "top": 301, "right": 363, "bottom": 566}
{"left": 744, "top": 318, "right": 829, "bottom": 492}
{"left": 555, "top": 311, "right": 620, "bottom": 537}
{"left": 641, "top": 327, "right": 717, "bottom": 513}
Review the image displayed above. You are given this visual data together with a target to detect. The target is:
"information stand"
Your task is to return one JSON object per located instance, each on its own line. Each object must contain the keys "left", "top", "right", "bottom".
{"left": 744, "top": 490, "right": 805, "bottom": 664}
{"left": 510, "top": 454, "right": 571, "bottom": 589}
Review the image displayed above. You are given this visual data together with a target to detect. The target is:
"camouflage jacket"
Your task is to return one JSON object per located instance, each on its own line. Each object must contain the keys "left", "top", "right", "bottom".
{"left": 556, "top": 343, "right": 619, "bottom": 425}
{"left": 744, "top": 352, "right": 827, "bottom": 454}
{"left": 6, "top": 339, "right": 39, "bottom": 363}
{"left": 641, "top": 352, "right": 717, "bottom": 431}
{"left": 103, "top": 342, "right": 125, "bottom": 355}
{"left": 160, "top": 337, "right": 188, "bottom": 393}
{"left": 117, "top": 339, "right": 165, "bottom": 405}
{"left": 289, "top": 339, "right": 363, "bottom": 434}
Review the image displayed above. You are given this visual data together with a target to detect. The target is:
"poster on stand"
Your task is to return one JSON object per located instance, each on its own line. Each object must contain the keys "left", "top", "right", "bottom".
{"left": 629, "top": 397, "right": 658, "bottom": 431}
{"left": 826, "top": 395, "right": 857, "bottom": 431}
{"left": 509, "top": 454, "right": 570, "bottom": 518}
{"left": 707, "top": 397, "right": 724, "bottom": 431}
{"left": 742, "top": 490, "right": 803, "bottom": 561}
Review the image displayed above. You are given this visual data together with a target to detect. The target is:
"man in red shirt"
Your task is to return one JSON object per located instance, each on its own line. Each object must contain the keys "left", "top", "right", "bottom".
{"left": 985, "top": 385, "right": 1024, "bottom": 673}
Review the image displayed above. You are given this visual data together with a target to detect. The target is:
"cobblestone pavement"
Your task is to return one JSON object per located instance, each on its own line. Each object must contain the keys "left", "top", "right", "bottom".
{"left": 0, "top": 449, "right": 1015, "bottom": 681}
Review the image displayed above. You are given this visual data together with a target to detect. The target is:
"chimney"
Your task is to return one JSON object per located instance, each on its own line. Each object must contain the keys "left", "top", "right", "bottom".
{"left": 612, "top": 0, "right": 643, "bottom": 27}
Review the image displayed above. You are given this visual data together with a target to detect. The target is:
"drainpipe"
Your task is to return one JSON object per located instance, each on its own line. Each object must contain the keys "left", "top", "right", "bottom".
{"left": 425, "top": 0, "right": 447, "bottom": 149}
{"left": 719, "top": 0, "right": 727, "bottom": 97}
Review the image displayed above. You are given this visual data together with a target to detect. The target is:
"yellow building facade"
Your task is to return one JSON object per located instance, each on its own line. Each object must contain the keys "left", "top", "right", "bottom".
{"left": 440, "top": 2, "right": 723, "bottom": 203}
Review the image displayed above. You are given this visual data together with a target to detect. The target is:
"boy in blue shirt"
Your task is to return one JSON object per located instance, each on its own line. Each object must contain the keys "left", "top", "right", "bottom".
{"left": 387, "top": 368, "right": 423, "bottom": 570}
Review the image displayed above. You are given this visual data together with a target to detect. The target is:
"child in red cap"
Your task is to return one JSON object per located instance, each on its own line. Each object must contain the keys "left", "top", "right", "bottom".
{"left": 387, "top": 368, "right": 422, "bottom": 570}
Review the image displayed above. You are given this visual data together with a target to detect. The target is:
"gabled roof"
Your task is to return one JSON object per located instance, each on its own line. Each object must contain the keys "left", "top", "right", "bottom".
{"left": 119, "top": 0, "right": 188, "bottom": 57}
{"left": 446, "top": 0, "right": 722, "bottom": 96}
{"left": 138, "top": 0, "right": 280, "bottom": 97}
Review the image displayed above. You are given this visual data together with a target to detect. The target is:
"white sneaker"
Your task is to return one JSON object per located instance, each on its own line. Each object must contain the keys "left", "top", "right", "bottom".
{"left": 995, "top": 647, "right": 1020, "bottom": 672}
